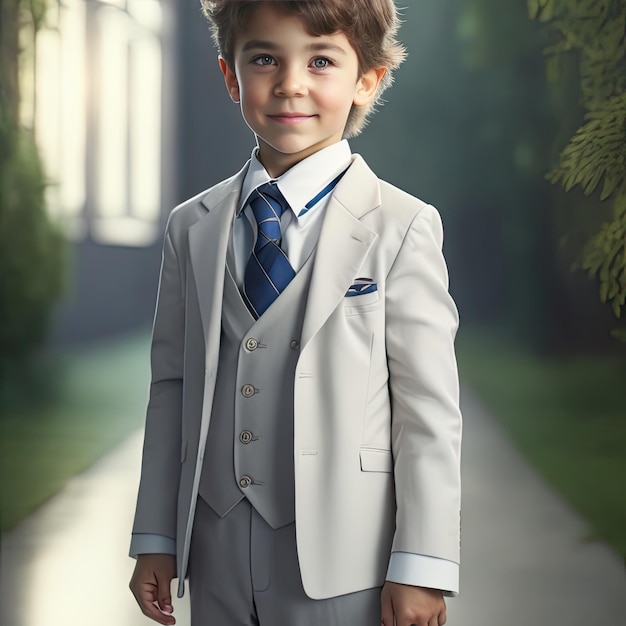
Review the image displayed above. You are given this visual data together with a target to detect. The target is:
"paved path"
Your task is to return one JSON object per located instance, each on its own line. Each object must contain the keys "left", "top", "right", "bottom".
{"left": 447, "top": 391, "right": 625, "bottom": 625}
{"left": 0, "top": 432, "right": 191, "bottom": 626}
{"left": 1, "top": 388, "right": 624, "bottom": 625}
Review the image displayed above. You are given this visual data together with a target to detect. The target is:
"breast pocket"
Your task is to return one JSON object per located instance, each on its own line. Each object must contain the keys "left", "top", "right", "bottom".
{"left": 344, "top": 291, "right": 380, "bottom": 316}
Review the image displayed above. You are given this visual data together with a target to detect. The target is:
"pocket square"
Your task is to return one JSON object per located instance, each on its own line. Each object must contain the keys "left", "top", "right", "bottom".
{"left": 345, "top": 278, "right": 378, "bottom": 297}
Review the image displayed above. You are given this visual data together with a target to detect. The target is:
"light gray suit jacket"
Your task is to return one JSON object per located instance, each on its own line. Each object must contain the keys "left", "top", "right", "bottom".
{"left": 131, "top": 154, "right": 462, "bottom": 599}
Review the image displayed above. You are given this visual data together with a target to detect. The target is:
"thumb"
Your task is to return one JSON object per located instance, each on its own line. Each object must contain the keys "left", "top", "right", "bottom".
{"left": 156, "top": 571, "right": 173, "bottom": 614}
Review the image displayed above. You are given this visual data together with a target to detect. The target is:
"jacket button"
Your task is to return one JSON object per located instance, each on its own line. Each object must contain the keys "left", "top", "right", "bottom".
{"left": 241, "top": 384, "right": 255, "bottom": 398}
{"left": 239, "top": 475, "right": 252, "bottom": 488}
{"left": 239, "top": 430, "right": 253, "bottom": 444}
{"left": 245, "top": 338, "right": 259, "bottom": 351}
{"left": 290, "top": 340, "right": 299, "bottom": 350}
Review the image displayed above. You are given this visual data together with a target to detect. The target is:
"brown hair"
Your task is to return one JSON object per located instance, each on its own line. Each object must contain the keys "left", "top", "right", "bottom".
{"left": 201, "top": 0, "right": 406, "bottom": 137}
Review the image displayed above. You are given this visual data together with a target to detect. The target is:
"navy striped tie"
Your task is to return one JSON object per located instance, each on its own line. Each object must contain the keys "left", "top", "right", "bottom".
{"left": 243, "top": 182, "right": 296, "bottom": 317}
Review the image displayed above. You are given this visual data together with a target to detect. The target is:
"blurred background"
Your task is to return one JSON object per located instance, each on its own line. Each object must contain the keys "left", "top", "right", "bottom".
{"left": 1, "top": 1, "right": 624, "bottom": 624}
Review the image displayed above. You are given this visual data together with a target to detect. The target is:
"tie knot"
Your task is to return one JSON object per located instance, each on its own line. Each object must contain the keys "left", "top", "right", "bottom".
{"left": 251, "top": 182, "right": 289, "bottom": 218}
{"left": 249, "top": 182, "right": 289, "bottom": 250}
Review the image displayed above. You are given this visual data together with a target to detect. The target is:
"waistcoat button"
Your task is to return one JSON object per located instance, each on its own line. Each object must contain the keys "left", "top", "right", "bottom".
{"left": 290, "top": 340, "right": 299, "bottom": 350}
{"left": 245, "top": 338, "right": 259, "bottom": 351}
{"left": 241, "top": 384, "right": 255, "bottom": 398}
{"left": 239, "top": 430, "right": 253, "bottom": 444}
{"left": 239, "top": 475, "right": 252, "bottom": 488}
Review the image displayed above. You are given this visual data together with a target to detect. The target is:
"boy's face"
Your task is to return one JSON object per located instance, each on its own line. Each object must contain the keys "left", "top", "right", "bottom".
{"left": 220, "top": 4, "right": 385, "bottom": 177}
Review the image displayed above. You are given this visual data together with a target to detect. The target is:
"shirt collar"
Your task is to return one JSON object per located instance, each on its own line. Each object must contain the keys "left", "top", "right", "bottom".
{"left": 238, "top": 140, "right": 352, "bottom": 218}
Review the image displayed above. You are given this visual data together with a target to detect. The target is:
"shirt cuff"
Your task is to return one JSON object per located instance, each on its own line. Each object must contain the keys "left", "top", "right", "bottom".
{"left": 129, "top": 533, "right": 176, "bottom": 558}
{"left": 386, "top": 552, "right": 459, "bottom": 596}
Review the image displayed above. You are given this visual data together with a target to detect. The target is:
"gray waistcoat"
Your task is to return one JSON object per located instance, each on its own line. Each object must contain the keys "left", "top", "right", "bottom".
{"left": 198, "top": 247, "right": 315, "bottom": 529}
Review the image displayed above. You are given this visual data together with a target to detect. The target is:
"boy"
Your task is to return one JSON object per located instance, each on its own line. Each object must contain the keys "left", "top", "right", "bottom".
{"left": 129, "top": 1, "right": 462, "bottom": 625}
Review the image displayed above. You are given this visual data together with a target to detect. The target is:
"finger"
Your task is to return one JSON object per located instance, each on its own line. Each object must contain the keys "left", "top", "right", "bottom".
{"left": 129, "top": 578, "right": 157, "bottom": 612}
{"left": 409, "top": 612, "right": 432, "bottom": 626}
{"left": 132, "top": 582, "right": 176, "bottom": 625}
{"left": 143, "top": 600, "right": 176, "bottom": 625}
{"left": 402, "top": 613, "right": 424, "bottom": 626}
{"left": 438, "top": 608, "right": 447, "bottom": 626}
{"left": 156, "top": 571, "right": 174, "bottom": 614}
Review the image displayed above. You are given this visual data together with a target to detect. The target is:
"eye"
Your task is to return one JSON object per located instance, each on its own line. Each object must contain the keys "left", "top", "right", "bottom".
{"left": 311, "top": 57, "right": 331, "bottom": 70}
{"left": 253, "top": 55, "right": 276, "bottom": 66}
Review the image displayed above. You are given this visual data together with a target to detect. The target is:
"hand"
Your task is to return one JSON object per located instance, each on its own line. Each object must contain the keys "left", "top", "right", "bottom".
{"left": 129, "top": 553, "right": 177, "bottom": 625}
{"left": 381, "top": 581, "right": 447, "bottom": 626}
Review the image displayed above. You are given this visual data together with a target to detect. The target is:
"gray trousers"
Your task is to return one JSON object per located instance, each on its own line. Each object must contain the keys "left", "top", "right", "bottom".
{"left": 189, "top": 497, "right": 382, "bottom": 625}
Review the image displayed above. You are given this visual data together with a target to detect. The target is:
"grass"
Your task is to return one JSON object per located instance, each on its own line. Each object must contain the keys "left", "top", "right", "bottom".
{"left": 456, "top": 329, "right": 626, "bottom": 557}
{"left": 0, "top": 331, "right": 151, "bottom": 532}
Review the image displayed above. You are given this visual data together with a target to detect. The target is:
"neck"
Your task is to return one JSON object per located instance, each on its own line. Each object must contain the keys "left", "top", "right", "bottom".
{"left": 257, "top": 151, "right": 300, "bottom": 178}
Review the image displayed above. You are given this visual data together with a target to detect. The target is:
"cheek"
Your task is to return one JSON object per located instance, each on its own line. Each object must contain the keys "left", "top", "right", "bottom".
{"left": 321, "top": 89, "right": 357, "bottom": 116}
{"left": 239, "top": 81, "right": 266, "bottom": 112}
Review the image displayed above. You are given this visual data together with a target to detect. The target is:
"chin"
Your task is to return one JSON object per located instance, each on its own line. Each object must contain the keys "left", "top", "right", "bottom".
{"left": 269, "top": 141, "right": 317, "bottom": 156}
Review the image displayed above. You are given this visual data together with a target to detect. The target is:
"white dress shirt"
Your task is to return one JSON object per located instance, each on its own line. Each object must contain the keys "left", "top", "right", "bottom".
{"left": 229, "top": 140, "right": 353, "bottom": 286}
{"left": 131, "top": 139, "right": 459, "bottom": 595}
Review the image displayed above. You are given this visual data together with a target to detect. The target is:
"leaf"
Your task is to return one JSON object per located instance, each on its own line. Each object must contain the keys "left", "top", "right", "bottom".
{"left": 600, "top": 280, "right": 609, "bottom": 302}
{"left": 528, "top": 0, "right": 540, "bottom": 19}
{"left": 602, "top": 167, "right": 626, "bottom": 199}
{"left": 612, "top": 299, "right": 622, "bottom": 318}
{"left": 528, "top": 0, "right": 555, "bottom": 21}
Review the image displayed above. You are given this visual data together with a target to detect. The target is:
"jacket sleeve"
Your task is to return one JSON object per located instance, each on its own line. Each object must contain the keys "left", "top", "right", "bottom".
{"left": 131, "top": 216, "right": 185, "bottom": 545}
{"left": 384, "top": 203, "right": 462, "bottom": 565}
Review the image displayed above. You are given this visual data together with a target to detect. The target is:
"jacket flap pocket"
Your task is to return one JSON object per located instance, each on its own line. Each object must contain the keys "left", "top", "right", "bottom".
{"left": 359, "top": 447, "right": 393, "bottom": 473}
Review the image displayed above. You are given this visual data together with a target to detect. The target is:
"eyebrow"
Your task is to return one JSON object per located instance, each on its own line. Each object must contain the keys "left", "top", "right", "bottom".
{"left": 306, "top": 42, "right": 347, "bottom": 55}
{"left": 241, "top": 40, "right": 347, "bottom": 55}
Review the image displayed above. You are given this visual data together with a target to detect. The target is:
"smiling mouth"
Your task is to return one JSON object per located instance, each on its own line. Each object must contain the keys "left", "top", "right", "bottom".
{"left": 268, "top": 113, "right": 315, "bottom": 123}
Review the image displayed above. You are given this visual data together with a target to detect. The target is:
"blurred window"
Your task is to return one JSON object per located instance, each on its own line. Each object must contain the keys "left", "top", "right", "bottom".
{"left": 93, "top": 0, "right": 163, "bottom": 246}
{"left": 21, "top": 0, "right": 163, "bottom": 247}
{"left": 21, "top": 0, "right": 88, "bottom": 239}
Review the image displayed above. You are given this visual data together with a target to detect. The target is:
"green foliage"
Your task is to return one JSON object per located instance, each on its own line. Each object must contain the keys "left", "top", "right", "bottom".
{"left": 27, "top": 0, "right": 52, "bottom": 30}
{"left": 0, "top": 127, "right": 66, "bottom": 377}
{"left": 529, "top": 0, "right": 626, "bottom": 319}
{"left": 550, "top": 94, "right": 626, "bottom": 200}
{"left": 0, "top": 0, "right": 66, "bottom": 387}
{"left": 579, "top": 194, "right": 626, "bottom": 317}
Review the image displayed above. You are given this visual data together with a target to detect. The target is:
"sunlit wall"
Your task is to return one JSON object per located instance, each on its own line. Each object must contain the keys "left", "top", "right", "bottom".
{"left": 20, "top": 0, "right": 163, "bottom": 247}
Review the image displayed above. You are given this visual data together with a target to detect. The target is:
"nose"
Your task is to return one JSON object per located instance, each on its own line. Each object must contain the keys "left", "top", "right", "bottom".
{"left": 274, "top": 65, "right": 307, "bottom": 97}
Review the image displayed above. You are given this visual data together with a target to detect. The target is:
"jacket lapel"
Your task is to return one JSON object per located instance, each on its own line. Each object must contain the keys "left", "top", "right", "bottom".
{"left": 188, "top": 165, "right": 248, "bottom": 343}
{"left": 301, "top": 156, "right": 380, "bottom": 348}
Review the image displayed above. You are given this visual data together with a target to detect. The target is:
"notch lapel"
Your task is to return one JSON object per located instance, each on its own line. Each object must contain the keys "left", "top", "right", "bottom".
{"left": 301, "top": 156, "right": 380, "bottom": 348}
{"left": 188, "top": 167, "right": 246, "bottom": 343}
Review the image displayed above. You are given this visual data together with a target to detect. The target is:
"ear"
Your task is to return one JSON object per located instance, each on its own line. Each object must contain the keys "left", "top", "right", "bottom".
{"left": 353, "top": 67, "right": 387, "bottom": 106}
{"left": 219, "top": 57, "right": 240, "bottom": 103}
